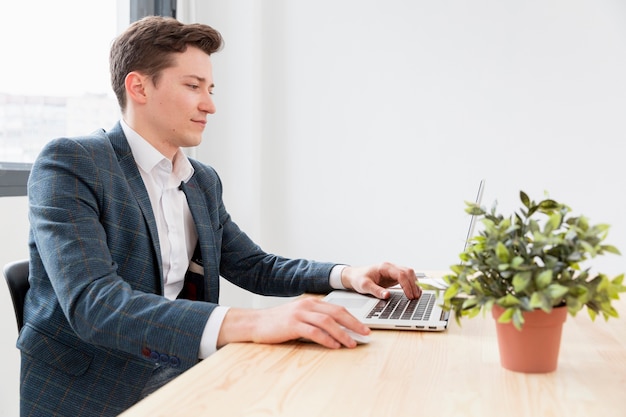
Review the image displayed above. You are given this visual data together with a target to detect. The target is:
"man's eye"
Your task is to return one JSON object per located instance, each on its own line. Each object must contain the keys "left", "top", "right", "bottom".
{"left": 187, "top": 84, "right": 199, "bottom": 90}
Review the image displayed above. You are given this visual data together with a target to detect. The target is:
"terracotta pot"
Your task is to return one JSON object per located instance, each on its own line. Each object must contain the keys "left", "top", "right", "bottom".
{"left": 492, "top": 305, "right": 568, "bottom": 373}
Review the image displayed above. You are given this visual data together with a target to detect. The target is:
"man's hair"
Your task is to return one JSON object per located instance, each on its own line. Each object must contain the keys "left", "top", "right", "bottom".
{"left": 110, "top": 16, "right": 223, "bottom": 112}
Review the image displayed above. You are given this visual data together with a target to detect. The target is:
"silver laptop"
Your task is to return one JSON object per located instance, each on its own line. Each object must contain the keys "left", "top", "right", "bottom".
{"left": 323, "top": 180, "right": 485, "bottom": 331}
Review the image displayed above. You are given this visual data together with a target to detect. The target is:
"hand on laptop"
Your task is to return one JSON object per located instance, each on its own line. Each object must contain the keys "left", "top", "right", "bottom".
{"left": 216, "top": 262, "right": 419, "bottom": 351}
{"left": 340, "top": 262, "right": 422, "bottom": 300}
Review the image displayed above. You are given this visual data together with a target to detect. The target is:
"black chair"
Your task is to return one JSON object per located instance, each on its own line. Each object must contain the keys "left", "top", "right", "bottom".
{"left": 3, "top": 259, "right": 29, "bottom": 331}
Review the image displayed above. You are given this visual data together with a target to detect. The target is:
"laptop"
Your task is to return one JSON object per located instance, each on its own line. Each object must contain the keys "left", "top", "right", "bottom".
{"left": 323, "top": 180, "right": 485, "bottom": 331}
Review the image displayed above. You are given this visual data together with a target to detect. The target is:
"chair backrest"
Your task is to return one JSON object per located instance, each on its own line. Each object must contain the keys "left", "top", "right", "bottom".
{"left": 2, "top": 259, "right": 29, "bottom": 331}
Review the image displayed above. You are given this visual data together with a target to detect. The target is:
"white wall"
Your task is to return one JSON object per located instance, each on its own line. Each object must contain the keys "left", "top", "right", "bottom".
{"left": 2, "top": 1, "right": 625, "bottom": 415}
{"left": 194, "top": 0, "right": 626, "bottom": 293}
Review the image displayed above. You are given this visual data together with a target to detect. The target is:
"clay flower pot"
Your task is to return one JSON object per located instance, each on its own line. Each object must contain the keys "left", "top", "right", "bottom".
{"left": 492, "top": 305, "right": 568, "bottom": 373}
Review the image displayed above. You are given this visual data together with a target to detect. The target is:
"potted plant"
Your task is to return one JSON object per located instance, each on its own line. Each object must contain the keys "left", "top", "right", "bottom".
{"left": 426, "top": 190, "right": 626, "bottom": 373}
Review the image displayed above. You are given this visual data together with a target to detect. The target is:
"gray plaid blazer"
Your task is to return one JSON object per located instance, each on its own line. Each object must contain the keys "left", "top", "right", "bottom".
{"left": 20, "top": 122, "right": 335, "bottom": 416}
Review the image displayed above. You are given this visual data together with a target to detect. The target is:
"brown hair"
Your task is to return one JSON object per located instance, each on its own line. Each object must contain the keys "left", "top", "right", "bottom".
{"left": 109, "top": 16, "right": 223, "bottom": 112}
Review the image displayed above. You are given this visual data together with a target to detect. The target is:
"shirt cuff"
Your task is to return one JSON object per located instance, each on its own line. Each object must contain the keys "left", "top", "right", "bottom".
{"left": 329, "top": 264, "right": 348, "bottom": 289}
{"left": 198, "top": 305, "right": 231, "bottom": 359}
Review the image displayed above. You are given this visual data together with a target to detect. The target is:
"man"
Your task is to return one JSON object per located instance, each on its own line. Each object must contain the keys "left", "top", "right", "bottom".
{"left": 21, "top": 16, "right": 421, "bottom": 416}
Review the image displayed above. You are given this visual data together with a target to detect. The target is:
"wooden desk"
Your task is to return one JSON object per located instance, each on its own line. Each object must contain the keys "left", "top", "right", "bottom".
{"left": 120, "top": 295, "right": 626, "bottom": 417}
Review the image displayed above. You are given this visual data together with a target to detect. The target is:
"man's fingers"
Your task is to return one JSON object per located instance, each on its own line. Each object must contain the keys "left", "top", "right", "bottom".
{"left": 299, "top": 313, "right": 358, "bottom": 349}
{"left": 381, "top": 263, "right": 421, "bottom": 299}
{"left": 302, "top": 300, "right": 369, "bottom": 347}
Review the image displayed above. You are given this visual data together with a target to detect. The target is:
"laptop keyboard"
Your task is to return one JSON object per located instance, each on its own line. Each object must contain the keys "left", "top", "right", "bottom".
{"left": 366, "top": 292, "right": 436, "bottom": 321}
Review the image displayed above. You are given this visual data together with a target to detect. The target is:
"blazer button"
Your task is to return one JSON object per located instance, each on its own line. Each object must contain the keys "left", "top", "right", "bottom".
{"left": 142, "top": 347, "right": 152, "bottom": 358}
{"left": 169, "top": 356, "right": 181, "bottom": 368}
{"left": 159, "top": 353, "right": 170, "bottom": 364}
{"left": 149, "top": 351, "right": 160, "bottom": 363}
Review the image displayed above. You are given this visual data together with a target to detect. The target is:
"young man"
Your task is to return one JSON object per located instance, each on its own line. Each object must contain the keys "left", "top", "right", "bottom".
{"left": 21, "top": 16, "right": 421, "bottom": 416}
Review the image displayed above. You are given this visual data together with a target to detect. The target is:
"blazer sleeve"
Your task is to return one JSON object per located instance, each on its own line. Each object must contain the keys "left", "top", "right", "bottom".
{"left": 188, "top": 162, "right": 337, "bottom": 296}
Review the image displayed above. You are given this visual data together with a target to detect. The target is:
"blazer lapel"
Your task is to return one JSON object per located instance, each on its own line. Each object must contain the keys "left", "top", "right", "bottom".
{"left": 105, "top": 123, "right": 165, "bottom": 293}
{"left": 179, "top": 176, "right": 221, "bottom": 303}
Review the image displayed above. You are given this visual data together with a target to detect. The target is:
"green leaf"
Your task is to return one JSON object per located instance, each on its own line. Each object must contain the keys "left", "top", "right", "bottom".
{"left": 511, "top": 256, "right": 524, "bottom": 268}
{"left": 496, "top": 241, "right": 510, "bottom": 262}
{"left": 482, "top": 218, "right": 496, "bottom": 235}
{"left": 497, "top": 307, "right": 515, "bottom": 323}
{"left": 465, "top": 203, "right": 485, "bottom": 216}
{"left": 535, "top": 270, "right": 553, "bottom": 289}
{"left": 565, "top": 295, "right": 583, "bottom": 314}
{"left": 538, "top": 199, "right": 560, "bottom": 211}
{"left": 546, "top": 284, "right": 569, "bottom": 301}
{"left": 579, "top": 241, "right": 596, "bottom": 257}
{"left": 466, "top": 306, "right": 482, "bottom": 318}
{"left": 567, "top": 251, "right": 583, "bottom": 262}
{"left": 512, "top": 272, "right": 532, "bottom": 293}
{"left": 443, "top": 282, "right": 460, "bottom": 301}
{"left": 498, "top": 263, "right": 510, "bottom": 272}
{"left": 449, "top": 265, "right": 464, "bottom": 275}
{"left": 601, "top": 245, "right": 621, "bottom": 255}
{"left": 512, "top": 309, "right": 525, "bottom": 330}
{"left": 520, "top": 191, "right": 531, "bottom": 209}
{"left": 545, "top": 212, "right": 561, "bottom": 233}
{"left": 529, "top": 292, "right": 548, "bottom": 309}
{"left": 498, "top": 294, "right": 521, "bottom": 307}
{"left": 529, "top": 292, "right": 552, "bottom": 312}
{"left": 461, "top": 298, "right": 479, "bottom": 310}
{"left": 587, "top": 308, "right": 598, "bottom": 321}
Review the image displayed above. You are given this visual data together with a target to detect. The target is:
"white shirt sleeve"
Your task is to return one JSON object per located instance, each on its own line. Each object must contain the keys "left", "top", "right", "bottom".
{"left": 329, "top": 264, "right": 348, "bottom": 289}
{"left": 198, "top": 305, "right": 231, "bottom": 359}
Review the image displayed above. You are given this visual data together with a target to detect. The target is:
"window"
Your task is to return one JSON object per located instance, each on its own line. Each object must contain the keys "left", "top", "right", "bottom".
{"left": 0, "top": 0, "right": 129, "bottom": 196}
{"left": 0, "top": 0, "right": 125, "bottom": 165}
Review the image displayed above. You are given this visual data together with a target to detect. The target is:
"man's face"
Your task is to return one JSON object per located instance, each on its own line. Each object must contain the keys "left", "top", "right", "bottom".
{"left": 141, "top": 46, "right": 216, "bottom": 158}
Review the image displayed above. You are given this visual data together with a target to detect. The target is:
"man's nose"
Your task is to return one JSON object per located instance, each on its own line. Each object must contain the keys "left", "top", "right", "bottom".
{"left": 201, "top": 93, "right": 216, "bottom": 114}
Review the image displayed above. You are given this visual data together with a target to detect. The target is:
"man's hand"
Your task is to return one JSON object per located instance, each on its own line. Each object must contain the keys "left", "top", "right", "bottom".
{"left": 340, "top": 262, "right": 421, "bottom": 300}
{"left": 216, "top": 262, "right": 419, "bottom": 350}
{"left": 217, "top": 297, "right": 370, "bottom": 349}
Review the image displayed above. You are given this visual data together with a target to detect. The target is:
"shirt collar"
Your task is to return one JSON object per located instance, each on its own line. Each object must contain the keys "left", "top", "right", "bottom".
{"left": 121, "top": 119, "right": 194, "bottom": 184}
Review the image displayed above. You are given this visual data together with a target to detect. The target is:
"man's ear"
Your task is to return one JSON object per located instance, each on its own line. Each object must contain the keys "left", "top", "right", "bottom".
{"left": 125, "top": 72, "right": 149, "bottom": 105}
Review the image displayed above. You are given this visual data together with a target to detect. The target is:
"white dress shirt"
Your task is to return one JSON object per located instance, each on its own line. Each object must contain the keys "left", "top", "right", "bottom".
{"left": 122, "top": 119, "right": 345, "bottom": 358}
{"left": 122, "top": 120, "right": 228, "bottom": 358}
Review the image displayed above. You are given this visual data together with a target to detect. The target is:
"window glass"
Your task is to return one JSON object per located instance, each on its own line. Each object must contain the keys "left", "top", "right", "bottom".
{"left": 0, "top": 0, "right": 122, "bottom": 163}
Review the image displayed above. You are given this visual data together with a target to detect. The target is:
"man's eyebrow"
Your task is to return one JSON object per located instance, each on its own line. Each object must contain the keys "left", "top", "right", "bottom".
{"left": 184, "top": 75, "right": 213, "bottom": 87}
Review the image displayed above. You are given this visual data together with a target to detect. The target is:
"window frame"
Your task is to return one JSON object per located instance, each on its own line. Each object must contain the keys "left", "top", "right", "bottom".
{"left": 0, "top": 162, "right": 32, "bottom": 197}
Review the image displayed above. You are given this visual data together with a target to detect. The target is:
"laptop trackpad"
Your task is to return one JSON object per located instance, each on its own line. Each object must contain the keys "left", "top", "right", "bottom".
{"left": 328, "top": 297, "right": 370, "bottom": 309}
